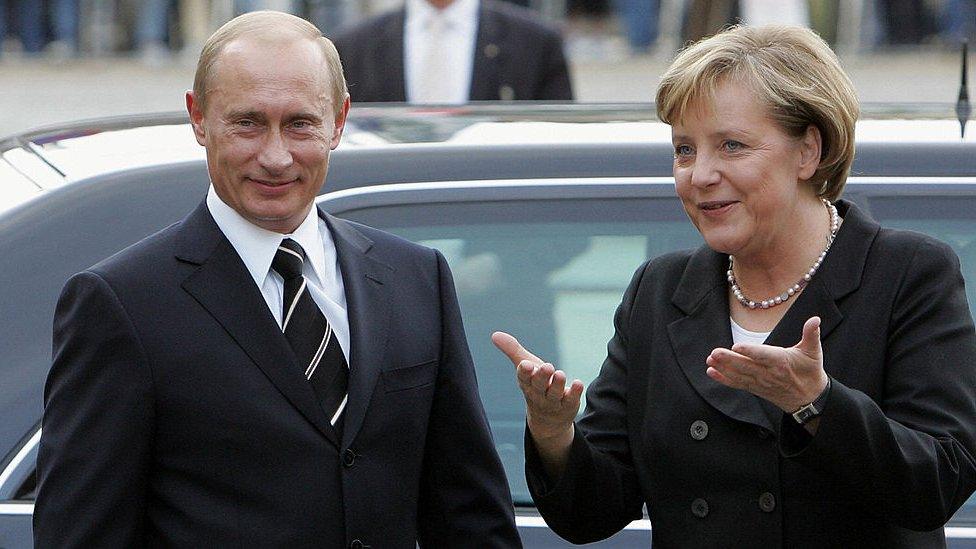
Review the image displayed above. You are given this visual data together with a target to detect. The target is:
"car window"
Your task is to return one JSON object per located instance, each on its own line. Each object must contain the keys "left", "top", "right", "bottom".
{"left": 342, "top": 196, "right": 701, "bottom": 504}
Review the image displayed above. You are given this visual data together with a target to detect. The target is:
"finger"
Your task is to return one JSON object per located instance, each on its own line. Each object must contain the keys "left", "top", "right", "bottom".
{"left": 515, "top": 360, "right": 536, "bottom": 387}
{"left": 795, "top": 316, "right": 822, "bottom": 358}
{"left": 546, "top": 370, "right": 567, "bottom": 401}
{"left": 491, "top": 331, "right": 544, "bottom": 367}
{"left": 529, "top": 362, "right": 555, "bottom": 393}
{"left": 728, "top": 343, "right": 784, "bottom": 367}
{"left": 706, "top": 353, "right": 756, "bottom": 388}
{"left": 706, "top": 365, "right": 735, "bottom": 387}
{"left": 563, "top": 379, "right": 585, "bottom": 411}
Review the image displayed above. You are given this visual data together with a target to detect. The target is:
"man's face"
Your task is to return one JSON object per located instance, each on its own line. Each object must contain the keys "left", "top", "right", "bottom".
{"left": 187, "top": 37, "right": 349, "bottom": 233}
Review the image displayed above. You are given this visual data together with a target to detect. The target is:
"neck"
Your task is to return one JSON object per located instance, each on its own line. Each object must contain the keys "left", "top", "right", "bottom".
{"left": 425, "top": 0, "right": 457, "bottom": 9}
{"left": 731, "top": 196, "right": 835, "bottom": 302}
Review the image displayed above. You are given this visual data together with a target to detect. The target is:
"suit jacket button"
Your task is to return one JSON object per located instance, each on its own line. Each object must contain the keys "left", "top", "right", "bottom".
{"left": 343, "top": 449, "right": 357, "bottom": 467}
{"left": 759, "top": 492, "right": 776, "bottom": 513}
{"left": 349, "top": 540, "right": 367, "bottom": 549}
{"left": 690, "top": 420, "right": 708, "bottom": 440}
{"left": 691, "top": 498, "right": 709, "bottom": 518}
{"left": 757, "top": 427, "right": 771, "bottom": 440}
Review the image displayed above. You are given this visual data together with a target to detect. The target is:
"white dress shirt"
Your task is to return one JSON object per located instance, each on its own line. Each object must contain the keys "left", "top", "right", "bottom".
{"left": 206, "top": 187, "right": 351, "bottom": 363}
{"left": 404, "top": 0, "right": 480, "bottom": 104}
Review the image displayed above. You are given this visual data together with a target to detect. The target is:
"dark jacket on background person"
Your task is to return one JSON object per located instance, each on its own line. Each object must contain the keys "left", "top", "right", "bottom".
{"left": 526, "top": 200, "right": 976, "bottom": 548}
{"left": 334, "top": 0, "right": 573, "bottom": 102}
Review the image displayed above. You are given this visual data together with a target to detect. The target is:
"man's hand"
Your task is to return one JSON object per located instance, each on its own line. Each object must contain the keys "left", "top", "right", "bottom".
{"left": 492, "top": 331, "right": 583, "bottom": 477}
{"left": 705, "top": 316, "right": 829, "bottom": 414}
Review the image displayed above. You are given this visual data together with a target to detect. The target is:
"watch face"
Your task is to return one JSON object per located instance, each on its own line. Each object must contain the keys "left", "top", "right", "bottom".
{"left": 792, "top": 404, "right": 820, "bottom": 425}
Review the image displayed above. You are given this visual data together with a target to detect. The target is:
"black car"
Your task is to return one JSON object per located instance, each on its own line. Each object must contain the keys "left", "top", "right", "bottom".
{"left": 1, "top": 105, "right": 975, "bottom": 547}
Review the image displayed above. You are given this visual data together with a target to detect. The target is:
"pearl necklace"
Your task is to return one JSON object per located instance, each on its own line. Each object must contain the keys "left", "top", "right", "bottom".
{"left": 728, "top": 198, "right": 840, "bottom": 309}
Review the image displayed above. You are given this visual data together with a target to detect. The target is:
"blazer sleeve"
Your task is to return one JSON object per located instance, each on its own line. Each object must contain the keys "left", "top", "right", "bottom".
{"left": 416, "top": 250, "right": 522, "bottom": 548}
{"left": 523, "top": 262, "right": 647, "bottom": 544}
{"left": 34, "top": 271, "right": 155, "bottom": 548}
{"left": 782, "top": 237, "right": 976, "bottom": 531}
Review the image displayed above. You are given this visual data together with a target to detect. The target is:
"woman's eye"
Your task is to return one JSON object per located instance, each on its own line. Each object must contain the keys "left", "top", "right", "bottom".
{"left": 723, "top": 140, "right": 743, "bottom": 152}
{"left": 674, "top": 145, "right": 693, "bottom": 157}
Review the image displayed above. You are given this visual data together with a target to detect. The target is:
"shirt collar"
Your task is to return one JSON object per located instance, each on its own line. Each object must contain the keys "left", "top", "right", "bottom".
{"left": 206, "top": 186, "right": 327, "bottom": 288}
{"left": 407, "top": 0, "right": 479, "bottom": 30}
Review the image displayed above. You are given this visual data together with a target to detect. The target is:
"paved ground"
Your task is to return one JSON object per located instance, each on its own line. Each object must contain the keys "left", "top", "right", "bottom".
{"left": 0, "top": 45, "right": 967, "bottom": 138}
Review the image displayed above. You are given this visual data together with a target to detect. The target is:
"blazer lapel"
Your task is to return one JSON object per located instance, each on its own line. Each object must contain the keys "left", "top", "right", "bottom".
{"left": 322, "top": 212, "right": 394, "bottom": 448}
{"left": 668, "top": 246, "right": 775, "bottom": 431}
{"left": 470, "top": 4, "right": 506, "bottom": 100}
{"left": 175, "top": 202, "right": 339, "bottom": 447}
{"left": 765, "top": 199, "right": 878, "bottom": 358}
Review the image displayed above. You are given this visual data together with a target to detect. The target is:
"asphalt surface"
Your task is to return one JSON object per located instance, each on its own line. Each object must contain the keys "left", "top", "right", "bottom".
{"left": 0, "top": 46, "right": 967, "bottom": 138}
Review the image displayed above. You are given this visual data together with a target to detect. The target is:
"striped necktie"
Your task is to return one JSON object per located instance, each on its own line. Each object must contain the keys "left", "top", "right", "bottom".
{"left": 272, "top": 238, "right": 349, "bottom": 433}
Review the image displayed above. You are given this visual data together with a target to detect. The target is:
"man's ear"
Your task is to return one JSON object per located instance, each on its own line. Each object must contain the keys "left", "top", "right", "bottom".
{"left": 330, "top": 94, "right": 351, "bottom": 150}
{"left": 798, "top": 124, "right": 822, "bottom": 181}
{"left": 186, "top": 91, "right": 207, "bottom": 146}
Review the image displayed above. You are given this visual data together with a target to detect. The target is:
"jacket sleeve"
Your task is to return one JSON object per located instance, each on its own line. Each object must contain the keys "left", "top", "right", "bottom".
{"left": 34, "top": 271, "right": 154, "bottom": 548}
{"left": 524, "top": 262, "right": 647, "bottom": 544}
{"left": 782, "top": 237, "right": 976, "bottom": 531}
{"left": 417, "top": 250, "right": 522, "bottom": 548}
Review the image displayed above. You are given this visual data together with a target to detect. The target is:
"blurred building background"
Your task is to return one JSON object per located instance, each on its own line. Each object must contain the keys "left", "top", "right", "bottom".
{"left": 0, "top": 0, "right": 973, "bottom": 135}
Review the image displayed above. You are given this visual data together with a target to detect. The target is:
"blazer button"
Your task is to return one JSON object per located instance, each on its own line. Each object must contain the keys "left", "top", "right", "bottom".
{"left": 343, "top": 449, "right": 357, "bottom": 468}
{"left": 690, "top": 420, "right": 708, "bottom": 441}
{"left": 759, "top": 492, "right": 776, "bottom": 513}
{"left": 349, "top": 540, "right": 369, "bottom": 549}
{"left": 691, "top": 498, "right": 709, "bottom": 518}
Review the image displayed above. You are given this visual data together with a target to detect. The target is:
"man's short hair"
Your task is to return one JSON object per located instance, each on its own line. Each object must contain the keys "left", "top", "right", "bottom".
{"left": 656, "top": 25, "right": 859, "bottom": 201}
{"left": 192, "top": 10, "right": 348, "bottom": 116}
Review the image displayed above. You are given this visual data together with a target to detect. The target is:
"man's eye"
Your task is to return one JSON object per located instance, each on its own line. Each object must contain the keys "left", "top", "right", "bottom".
{"left": 237, "top": 120, "right": 255, "bottom": 127}
{"left": 292, "top": 120, "right": 310, "bottom": 129}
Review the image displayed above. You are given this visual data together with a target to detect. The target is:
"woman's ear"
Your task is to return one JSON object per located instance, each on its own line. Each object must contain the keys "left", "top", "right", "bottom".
{"left": 798, "top": 124, "right": 822, "bottom": 181}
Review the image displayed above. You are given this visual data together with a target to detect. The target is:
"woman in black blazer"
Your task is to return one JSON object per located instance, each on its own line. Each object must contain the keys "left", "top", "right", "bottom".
{"left": 494, "top": 25, "right": 976, "bottom": 547}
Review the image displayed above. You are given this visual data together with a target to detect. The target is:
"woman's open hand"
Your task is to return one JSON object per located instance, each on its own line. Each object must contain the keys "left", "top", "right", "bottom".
{"left": 706, "top": 316, "right": 828, "bottom": 414}
{"left": 492, "top": 331, "right": 583, "bottom": 475}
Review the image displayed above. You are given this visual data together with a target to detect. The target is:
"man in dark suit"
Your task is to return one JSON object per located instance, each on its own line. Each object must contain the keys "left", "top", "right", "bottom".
{"left": 333, "top": 0, "right": 573, "bottom": 103}
{"left": 33, "top": 10, "right": 520, "bottom": 548}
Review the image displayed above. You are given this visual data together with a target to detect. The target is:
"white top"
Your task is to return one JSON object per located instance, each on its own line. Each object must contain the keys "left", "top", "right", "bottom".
{"left": 206, "top": 187, "right": 351, "bottom": 362}
{"left": 404, "top": 0, "right": 480, "bottom": 104}
{"left": 730, "top": 317, "right": 771, "bottom": 347}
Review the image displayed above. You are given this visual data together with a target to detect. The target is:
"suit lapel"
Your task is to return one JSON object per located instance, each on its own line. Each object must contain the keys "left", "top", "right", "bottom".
{"left": 322, "top": 212, "right": 394, "bottom": 448}
{"left": 667, "top": 200, "right": 878, "bottom": 431}
{"left": 470, "top": 3, "right": 505, "bottom": 100}
{"left": 176, "top": 202, "right": 339, "bottom": 447}
{"left": 668, "top": 246, "right": 775, "bottom": 430}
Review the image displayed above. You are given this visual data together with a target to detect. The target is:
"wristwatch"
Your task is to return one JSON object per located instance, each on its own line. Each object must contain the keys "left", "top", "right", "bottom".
{"left": 791, "top": 378, "right": 831, "bottom": 425}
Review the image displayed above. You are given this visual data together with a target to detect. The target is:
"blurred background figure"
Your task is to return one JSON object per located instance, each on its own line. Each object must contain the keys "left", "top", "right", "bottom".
{"left": 613, "top": 0, "right": 659, "bottom": 54}
{"left": 333, "top": 0, "right": 573, "bottom": 103}
{"left": 0, "top": 0, "right": 78, "bottom": 59}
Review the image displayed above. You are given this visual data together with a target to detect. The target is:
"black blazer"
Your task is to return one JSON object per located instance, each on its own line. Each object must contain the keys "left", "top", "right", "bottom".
{"left": 34, "top": 202, "right": 521, "bottom": 548}
{"left": 333, "top": 0, "right": 573, "bottom": 102}
{"left": 526, "top": 200, "right": 976, "bottom": 547}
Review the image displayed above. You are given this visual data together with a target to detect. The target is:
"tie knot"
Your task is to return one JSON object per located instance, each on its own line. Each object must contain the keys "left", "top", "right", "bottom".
{"left": 272, "top": 238, "right": 306, "bottom": 281}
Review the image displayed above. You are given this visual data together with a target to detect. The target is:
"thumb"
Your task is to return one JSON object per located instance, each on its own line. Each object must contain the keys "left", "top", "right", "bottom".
{"left": 491, "top": 331, "right": 544, "bottom": 367}
{"left": 796, "top": 316, "right": 822, "bottom": 358}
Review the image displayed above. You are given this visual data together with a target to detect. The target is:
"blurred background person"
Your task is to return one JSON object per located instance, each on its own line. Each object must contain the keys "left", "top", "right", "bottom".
{"left": 494, "top": 24, "right": 976, "bottom": 546}
{"left": 333, "top": 0, "right": 573, "bottom": 103}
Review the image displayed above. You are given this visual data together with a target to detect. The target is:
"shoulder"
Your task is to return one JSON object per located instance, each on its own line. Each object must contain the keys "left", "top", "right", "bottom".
{"left": 873, "top": 226, "right": 961, "bottom": 271}
{"left": 87, "top": 220, "right": 184, "bottom": 282}
{"left": 330, "top": 215, "right": 437, "bottom": 262}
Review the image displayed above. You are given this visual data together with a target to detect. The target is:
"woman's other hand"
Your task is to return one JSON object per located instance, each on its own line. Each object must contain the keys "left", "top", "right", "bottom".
{"left": 492, "top": 331, "right": 583, "bottom": 478}
{"left": 706, "top": 316, "right": 829, "bottom": 418}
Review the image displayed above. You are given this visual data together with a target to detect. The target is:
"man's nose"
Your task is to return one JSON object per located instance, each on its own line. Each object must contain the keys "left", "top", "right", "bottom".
{"left": 257, "top": 129, "right": 293, "bottom": 175}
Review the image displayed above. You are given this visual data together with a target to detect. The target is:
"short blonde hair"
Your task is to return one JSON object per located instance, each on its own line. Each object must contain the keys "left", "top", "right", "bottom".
{"left": 192, "top": 10, "right": 348, "bottom": 116}
{"left": 656, "top": 25, "right": 859, "bottom": 201}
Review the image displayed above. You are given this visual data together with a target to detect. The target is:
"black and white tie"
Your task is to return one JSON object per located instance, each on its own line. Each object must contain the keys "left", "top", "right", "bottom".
{"left": 272, "top": 238, "right": 349, "bottom": 432}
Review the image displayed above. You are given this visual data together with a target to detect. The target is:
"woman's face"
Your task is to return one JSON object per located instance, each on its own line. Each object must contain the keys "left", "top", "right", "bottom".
{"left": 671, "top": 81, "right": 820, "bottom": 260}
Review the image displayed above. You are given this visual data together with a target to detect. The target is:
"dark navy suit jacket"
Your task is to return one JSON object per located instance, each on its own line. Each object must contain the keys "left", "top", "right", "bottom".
{"left": 35, "top": 201, "right": 521, "bottom": 548}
